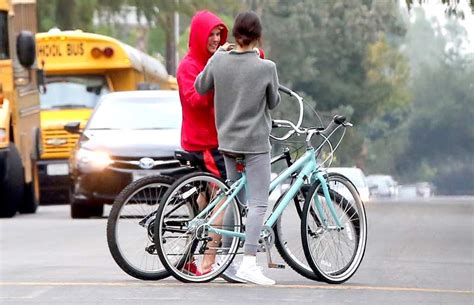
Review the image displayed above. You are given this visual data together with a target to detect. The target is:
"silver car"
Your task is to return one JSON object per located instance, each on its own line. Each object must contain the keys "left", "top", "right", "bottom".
{"left": 66, "top": 90, "right": 189, "bottom": 218}
{"left": 366, "top": 174, "right": 399, "bottom": 198}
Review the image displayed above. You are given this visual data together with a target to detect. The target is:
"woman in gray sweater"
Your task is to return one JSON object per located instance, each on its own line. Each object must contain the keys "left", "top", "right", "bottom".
{"left": 195, "top": 11, "right": 281, "bottom": 285}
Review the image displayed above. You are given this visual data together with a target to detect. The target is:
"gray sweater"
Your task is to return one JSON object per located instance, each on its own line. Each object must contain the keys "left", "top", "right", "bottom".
{"left": 194, "top": 49, "right": 281, "bottom": 154}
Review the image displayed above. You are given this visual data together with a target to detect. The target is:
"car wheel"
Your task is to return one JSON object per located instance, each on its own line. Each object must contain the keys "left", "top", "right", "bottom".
{"left": 18, "top": 181, "right": 39, "bottom": 214}
{"left": 71, "top": 200, "right": 104, "bottom": 219}
{"left": 0, "top": 144, "right": 24, "bottom": 218}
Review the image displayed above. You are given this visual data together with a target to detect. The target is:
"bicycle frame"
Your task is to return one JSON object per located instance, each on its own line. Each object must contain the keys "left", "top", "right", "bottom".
{"left": 192, "top": 147, "right": 343, "bottom": 241}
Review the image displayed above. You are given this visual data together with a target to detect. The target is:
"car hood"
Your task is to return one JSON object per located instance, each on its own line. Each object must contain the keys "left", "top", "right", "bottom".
{"left": 80, "top": 129, "right": 181, "bottom": 158}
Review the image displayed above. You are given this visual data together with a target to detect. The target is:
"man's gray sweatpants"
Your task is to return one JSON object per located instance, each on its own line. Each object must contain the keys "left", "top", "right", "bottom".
{"left": 224, "top": 152, "right": 271, "bottom": 256}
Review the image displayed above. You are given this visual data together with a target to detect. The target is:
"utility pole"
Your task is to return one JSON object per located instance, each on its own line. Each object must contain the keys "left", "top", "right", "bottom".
{"left": 174, "top": 6, "right": 179, "bottom": 74}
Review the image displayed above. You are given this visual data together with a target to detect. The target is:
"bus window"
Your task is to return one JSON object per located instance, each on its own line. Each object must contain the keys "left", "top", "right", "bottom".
{"left": 39, "top": 75, "right": 109, "bottom": 109}
{"left": 0, "top": 11, "right": 9, "bottom": 59}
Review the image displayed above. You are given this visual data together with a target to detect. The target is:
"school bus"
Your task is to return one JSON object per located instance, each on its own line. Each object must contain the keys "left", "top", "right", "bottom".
{"left": 0, "top": 0, "right": 41, "bottom": 217}
{"left": 35, "top": 30, "right": 176, "bottom": 204}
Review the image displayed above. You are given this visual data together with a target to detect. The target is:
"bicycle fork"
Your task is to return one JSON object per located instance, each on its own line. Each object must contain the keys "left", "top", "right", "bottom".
{"left": 312, "top": 172, "right": 343, "bottom": 229}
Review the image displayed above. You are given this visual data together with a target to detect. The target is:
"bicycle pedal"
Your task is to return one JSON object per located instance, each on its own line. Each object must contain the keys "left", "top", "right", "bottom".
{"left": 268, "top": 263, "right": 286, "bottom": 269}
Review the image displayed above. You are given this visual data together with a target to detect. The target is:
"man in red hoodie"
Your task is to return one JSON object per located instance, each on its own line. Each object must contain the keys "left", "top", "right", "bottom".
{"left": 177, "top": 10, "right": 267, "bottom": 283}
{"left": 177, "top": 10, "right": 228, "bottom": 178}
{"left": 177, "top": 10, "right": 246, "bottom": 282}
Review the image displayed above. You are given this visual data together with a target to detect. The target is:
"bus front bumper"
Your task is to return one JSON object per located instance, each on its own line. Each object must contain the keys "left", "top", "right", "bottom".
{"left": 37, "top": 159, "right": 70, "bottom": 204}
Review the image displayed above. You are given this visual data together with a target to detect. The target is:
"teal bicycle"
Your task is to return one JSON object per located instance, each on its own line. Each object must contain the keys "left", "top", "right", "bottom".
{"left": 154, "top": 86, "right": 367, "bottom": 284}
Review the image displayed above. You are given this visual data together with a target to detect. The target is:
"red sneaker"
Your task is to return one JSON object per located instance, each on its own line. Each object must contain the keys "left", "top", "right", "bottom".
{"left": 183, "top": 261, "right": 214, "bottom": 276}
{"left": 183, "top": 260, "right": 202, "bottom": 276}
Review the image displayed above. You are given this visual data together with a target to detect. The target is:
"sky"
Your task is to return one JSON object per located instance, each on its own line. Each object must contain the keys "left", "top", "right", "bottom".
{"left": 401, "top": 0, "right": 474, "bottom": 53}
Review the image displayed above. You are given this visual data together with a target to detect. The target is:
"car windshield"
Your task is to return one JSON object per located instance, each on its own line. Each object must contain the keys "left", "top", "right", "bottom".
{"left": 40, "top": 75, "right": 110, "bottom": 110}
{"left": 368, "top": 176, "right": 395, "bottom": 187}
{"left": 88, "top": 95, "right": 181, "bottom": 130}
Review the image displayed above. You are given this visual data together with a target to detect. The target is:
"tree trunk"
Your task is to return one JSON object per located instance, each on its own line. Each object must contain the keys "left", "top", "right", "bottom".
{"left": 135, "top": 26, "right": 149, "bottom": 52}
{"left": 165, "top": 13, "right": 176, "bottom": 76}
{"left": 56, "top": 0, "right": 75, "bottom": 30}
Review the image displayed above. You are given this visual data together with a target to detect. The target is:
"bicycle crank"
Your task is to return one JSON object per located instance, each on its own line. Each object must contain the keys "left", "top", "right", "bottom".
{"left": 258, "top": 226, "right": 285, "bottom": 269}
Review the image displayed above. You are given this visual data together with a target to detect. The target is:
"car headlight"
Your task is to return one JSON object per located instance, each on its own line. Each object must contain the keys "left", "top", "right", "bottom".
{"left": 76, "top": 148, "right": 112, "bottom": 172}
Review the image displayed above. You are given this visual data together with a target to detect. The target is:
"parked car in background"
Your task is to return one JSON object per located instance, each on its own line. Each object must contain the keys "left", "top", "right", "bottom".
{"left": 66, "top": 90, "right": 188, "bottom": 218}
{"left": 398, "top": 182, "right": 434, "bottom": 199}
{"left": 366, "top": 175, "right": 399, "bottom": 198}
{"left": 327, "top": 167, "right": 370, "bottom": 203}
{"left": 415, "top": 182, "right": 434, "bottom": 198}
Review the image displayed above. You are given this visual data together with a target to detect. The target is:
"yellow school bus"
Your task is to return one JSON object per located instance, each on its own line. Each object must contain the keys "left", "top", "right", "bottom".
{"left": 35, "top": 29, "right": 175, "bottom": 204}
{"left": 0, "top": 0, "right": 41, "bottom": 217}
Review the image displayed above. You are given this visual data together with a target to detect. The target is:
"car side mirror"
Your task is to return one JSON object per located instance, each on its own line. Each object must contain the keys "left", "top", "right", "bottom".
{"left": 16, "top": 31, "right": 36, "bottom": 68}
{"left": 64, "top": 122, "right": 81, "bottom": 134}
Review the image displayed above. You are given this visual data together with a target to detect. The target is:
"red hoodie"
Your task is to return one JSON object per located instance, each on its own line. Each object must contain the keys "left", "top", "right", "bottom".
{"left": 177, "top": 11, "right": 228, "bottom": 151}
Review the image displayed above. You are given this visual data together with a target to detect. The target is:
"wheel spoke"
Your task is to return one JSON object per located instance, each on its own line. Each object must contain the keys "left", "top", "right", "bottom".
{"left": 155, "top": 173, "right": 243, "bottom": 283}
{"left": 107, "top": 177, "right": 173, "bottom": 280}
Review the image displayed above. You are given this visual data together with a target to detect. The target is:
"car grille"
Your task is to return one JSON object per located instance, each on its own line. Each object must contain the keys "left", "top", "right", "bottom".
{"left": 41, "top": 128, "right": 80, "bottom": 159}
{"left": 110, "top": 156, "right": 180, "bottom": 171}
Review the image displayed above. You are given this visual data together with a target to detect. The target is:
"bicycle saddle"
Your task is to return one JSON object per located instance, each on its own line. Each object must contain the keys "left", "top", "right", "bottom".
{"left": 174, "top": 149, "right": 200, "bottom": 166}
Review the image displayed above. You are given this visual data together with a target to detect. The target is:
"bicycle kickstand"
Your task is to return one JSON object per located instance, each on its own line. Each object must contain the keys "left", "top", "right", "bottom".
{"left": 263, "top": 239, "right": 285, "bottom": 269}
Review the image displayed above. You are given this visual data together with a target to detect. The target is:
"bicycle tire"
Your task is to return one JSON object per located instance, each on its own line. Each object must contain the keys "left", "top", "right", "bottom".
{"left": 273, "top": 188, "right": 321, "bottom": 281}
{"left": 107, "top": 175, "right": 175, "bottom": 281}
{"left": 155, "top": 172, "right": 243, "bottom": 283}
{"left": 301, "top": 173, "right": 367, "bottom": 284}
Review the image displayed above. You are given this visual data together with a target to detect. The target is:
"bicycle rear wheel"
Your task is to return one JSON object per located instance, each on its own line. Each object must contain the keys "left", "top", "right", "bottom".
{"left": 273, "top": 187, "right": 320, "bottom": 281}
{"left": 155, "top": 172, "right": 243, "bottom": 283}
{"left": 107, "top": 175, "right": 174, "bottom": 280}
{"left": 301, "top": 173, "right": 367, "bottom": 284}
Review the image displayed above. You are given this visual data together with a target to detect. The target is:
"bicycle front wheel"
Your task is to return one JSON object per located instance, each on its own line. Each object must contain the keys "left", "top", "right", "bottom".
{"left": 301, "top": 173, "right": 367, "bottom": 284}
{"left": 155, "top": 172, "right": 243, "bottom": 283}
{"left": 107, "top": 175, "right": 174, "bottom": 281}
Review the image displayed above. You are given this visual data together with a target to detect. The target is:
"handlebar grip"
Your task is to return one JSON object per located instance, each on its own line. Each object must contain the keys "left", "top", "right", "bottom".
{"left": 278, "top": 85, "right": 292, "bottom": 95}
{"left": 334, "top": 115, "right": 346, "bottom": 125}
{"left": 320, "top": 115, "right": 346, "bottom": 137}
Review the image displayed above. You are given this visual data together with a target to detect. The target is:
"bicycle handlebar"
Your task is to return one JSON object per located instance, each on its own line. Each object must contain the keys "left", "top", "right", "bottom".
{"left": 273, "top": 86, "right": 353, "bottom": 143}
{"left": 278, "top": 85, "right": 293, "bottom": 96}
{"left": 272, "top": 85, "right": 304, "bottom": 141}
{"left": 320, "top": 115, "right": 351, "bottom": 137}
{"left": 273, "top": 115, "right": 352, "bottom": 143}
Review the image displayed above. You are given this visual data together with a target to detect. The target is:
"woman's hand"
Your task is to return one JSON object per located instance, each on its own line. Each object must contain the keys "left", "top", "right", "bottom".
{"left": 253, "top": 47, "right": 265, "bottom": 59}
{"left": 221, "top": 42, "right": 235, "bottom": 51}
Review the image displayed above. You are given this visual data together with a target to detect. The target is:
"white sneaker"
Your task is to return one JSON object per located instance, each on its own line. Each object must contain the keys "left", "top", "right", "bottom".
{"left": 235, "top": 263, "right": 275, "bottom": 285}
{"left": 221, "top": 262, "right": 246, "bottom": 283}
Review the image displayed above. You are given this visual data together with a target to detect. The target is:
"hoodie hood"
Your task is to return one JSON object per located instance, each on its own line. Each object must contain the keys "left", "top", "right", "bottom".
{"left": 188, "top": 10, "right": 228, "bottom": 65}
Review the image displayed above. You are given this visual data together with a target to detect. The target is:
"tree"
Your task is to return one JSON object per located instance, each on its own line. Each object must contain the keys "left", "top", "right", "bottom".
{"left": 38, "top": 0, "right": 98, "bottom": 32}
{"left": 263, "top": 0, "right": 408, "bottom": 119}
{"left": 406, "top": 0, "right": 474, "bottom": 17}
{"left": 37, "top": 0, "right": 133, "bottom": 32}
{"left": 37, "top": 0, "right": 241, "bottom": 75}
{"left": 381, "top": 6, "right": 474, "bottom": 194}
{"left": 127, "top": 0, "right": 240, "bottom": 75}
{"left": 261, "top": 0, "right": 410, "bottom": 168}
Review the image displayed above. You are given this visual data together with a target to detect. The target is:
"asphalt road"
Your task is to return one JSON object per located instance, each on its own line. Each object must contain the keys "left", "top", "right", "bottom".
{"left": 0, "top": 197, "right": 473, "bottom": 305}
